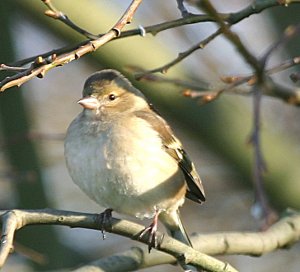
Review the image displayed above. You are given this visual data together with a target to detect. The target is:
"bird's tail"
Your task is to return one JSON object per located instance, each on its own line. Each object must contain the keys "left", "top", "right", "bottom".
{"left": 160, "top": 210, "right": 200, "bottom": 271}
{"left": 159, "top": 209, "right": 193, "bottom": 247}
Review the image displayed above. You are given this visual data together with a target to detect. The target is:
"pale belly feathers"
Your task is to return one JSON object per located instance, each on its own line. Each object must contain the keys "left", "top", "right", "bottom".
{"left": 65, "top": 114, "right": 186, "bottom": 219}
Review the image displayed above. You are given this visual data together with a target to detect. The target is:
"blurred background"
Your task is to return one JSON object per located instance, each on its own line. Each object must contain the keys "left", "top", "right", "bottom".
{"left": 0, "top": 0, "right": 300, "bottom": 271}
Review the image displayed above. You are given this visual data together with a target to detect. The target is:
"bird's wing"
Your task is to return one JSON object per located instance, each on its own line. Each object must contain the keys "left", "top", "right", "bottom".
{"left": 134, "top": 109, "right": 205, "bottom": 203}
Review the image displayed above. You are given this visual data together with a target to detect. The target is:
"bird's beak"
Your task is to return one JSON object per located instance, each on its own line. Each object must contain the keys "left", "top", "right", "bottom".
{"left": 77, "top": 96, "right": 99, "bottom": 110}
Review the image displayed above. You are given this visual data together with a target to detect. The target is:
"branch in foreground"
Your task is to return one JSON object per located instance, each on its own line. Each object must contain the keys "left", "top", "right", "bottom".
{"left": 0, "top": 0, "right": 142, "bottom": 92}
{"left": 72, "top": 209, "right": 300, "bottom": 271}
{"left": 0, "top": 210, "right": 300, "bottom": 272}
{"left": 25, "top": 208, "right": 299, "bottom": 272}
{"left": 0, "top": 209, "right": 300, "bottom": 271}
{"left": 0, "top": 209, "right": 237, "bottom": 272}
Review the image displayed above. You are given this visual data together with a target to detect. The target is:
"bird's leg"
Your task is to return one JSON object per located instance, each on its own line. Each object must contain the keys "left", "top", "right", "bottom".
{"left": 96, "top": 208, "right": 113, "bottom": 240}
{"left": 139, "top": 210, "right": 163, "bottom": 252}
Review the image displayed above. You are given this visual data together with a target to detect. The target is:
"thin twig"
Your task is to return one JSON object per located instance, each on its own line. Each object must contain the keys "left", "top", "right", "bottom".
{"left": 176, "top": 0, "right": 193, "bottom": 17}
{"left": 0, "top": 64, "right": 27, "bottom": 72}
{"left": 2, "top": 1, "right": 298, "bottom": 73}
{"left": 1, "top": 0, "right": 299, "bottom": 84}
{"left": 42, "top": 0, "right": 98, "bottom": 39}
{"left": 0, "top": 0, "right": 143, "bottom": 92}
{"left": 4, "top": 14, "right": 214, "bottom": 68}
{"left": 249, "top": 85, "right": 278, "bottom": 227}
{"left": 126, "top": 65, "right": 208, "bottom": 89}
{"left": 201, "top": 0, "right": 261, "bottom": 74}
{"left": 135, "top": 29, "right": 222, "bottom": 78}
{"left": 183, "top": 55, "right": 300, "bottom": 104}
{"left": 261, "top": 24, "right": 300, "bottom": 66}
{"left": 136, "top": 0, "right": 300, "bottom": 77}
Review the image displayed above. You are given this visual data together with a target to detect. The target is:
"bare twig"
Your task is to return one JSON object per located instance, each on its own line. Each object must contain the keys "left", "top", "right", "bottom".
{"left": 0, "top": 0, "right": 143, "bottom": 92}
{"left": 1, "top": 0, "right": 299, "bottom": 91}
{"left": 42, "top": 0, "right": 98, "bottom": 39}
{"left": 0, "top": 64, "right": 27, "bottom": 72}
{"left": 176, "top": 0, "right": 193, "bottom": 17}
{"left": 136, "top": 0, "right": 300, "bottom": 77}
{"left": 201, "top": 0, "right": 261, "bottom": 74}
{"left": 261, "top": 24, "right": 300, "bottom": 66}
{"left": 183, "top": 55, "right": 300, "bottom": 104}
{"left": 201, "top": 0, "right": 278, "bottom": 227}
{"left": 248, "top": 85, "right": 278, "bottom": 228}
{"left": 126, "top": 65, "right": 208, "bottom": 90}
{"left": 0, "top": 209, "right": 238, "bottom": 272}
{"left": 4, "top": 14, "right": 213, "bottom": 68}
{"left": 135, "top": 29, "right": 221, "bottom": 77}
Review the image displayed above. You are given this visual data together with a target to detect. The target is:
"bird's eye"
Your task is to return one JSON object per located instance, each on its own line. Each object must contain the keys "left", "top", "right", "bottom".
{"left": 108, "top": 94, "right": 116, "bottom": 101}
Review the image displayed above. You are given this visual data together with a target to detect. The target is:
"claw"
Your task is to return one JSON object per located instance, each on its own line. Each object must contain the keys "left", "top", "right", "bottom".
{"left": 139, "top": 210, "right": 163, "bottom": 252}
{"left": 96, "top": 208, "right": 113, "bottom": 240}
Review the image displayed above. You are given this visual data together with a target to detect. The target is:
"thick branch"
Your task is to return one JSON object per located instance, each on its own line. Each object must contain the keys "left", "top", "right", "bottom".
{"left": 69, "top": 209, "right": 300, "bottom": 271}
{"left": 0, "top": 209, "right": 237, "bottom": 272}
{"left": 1, "top": 209, "right": 300, "bottom": 271}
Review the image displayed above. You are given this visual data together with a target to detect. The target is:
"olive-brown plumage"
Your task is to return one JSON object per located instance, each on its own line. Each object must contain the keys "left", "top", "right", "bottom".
{"left": 64, "top": 69, "right": 205, "bottom": 256}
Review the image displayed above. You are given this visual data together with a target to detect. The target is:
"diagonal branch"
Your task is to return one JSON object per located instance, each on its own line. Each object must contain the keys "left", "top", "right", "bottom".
{"left": 136, "top": 0, "right": 300, "bottom": 77}
{"left": 0, "top": 0, "right": 143, "bottom": 92}
{"left": 201, "top": 0, "right": 261, "bottom": 74}
{"left": 74, "top": 208, "right": 300, "bottom": 271}
{"left": 1, "top": 0, "right": 300, "bottom": 90}
{"left": 6, "top": 14, "right": 213, "bottom": 68}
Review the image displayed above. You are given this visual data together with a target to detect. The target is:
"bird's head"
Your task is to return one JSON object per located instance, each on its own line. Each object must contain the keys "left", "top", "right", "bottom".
{"left": 78, "top": 70, "right": 148, "bottom": 119}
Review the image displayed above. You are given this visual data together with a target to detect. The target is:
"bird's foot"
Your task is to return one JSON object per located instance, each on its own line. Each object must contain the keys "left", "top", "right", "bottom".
{"left": 96, "top": 208, "right": 113, "bottom": 240}
{"left": 139, "top": 211, "right": 163, "bottom": 252}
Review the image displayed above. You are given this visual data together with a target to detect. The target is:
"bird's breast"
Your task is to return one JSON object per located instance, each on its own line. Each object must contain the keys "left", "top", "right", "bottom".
{"left": 65, "top": 115, "right": 186, "bottom": 218}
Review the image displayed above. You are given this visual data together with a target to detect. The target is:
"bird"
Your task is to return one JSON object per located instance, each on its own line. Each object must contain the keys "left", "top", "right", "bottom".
{"left": 64, "top": 69, "right": 205, "bottom": 259}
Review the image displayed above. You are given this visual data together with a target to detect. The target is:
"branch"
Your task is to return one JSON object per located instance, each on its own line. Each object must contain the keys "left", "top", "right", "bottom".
{"left": 42, "top": 0, "right": 98, "bottom": 39}
{"left": 248, "top": 84, "right": 278, "bottom": 228}
{"left": 176, "top": 0, "right": 193, "bottom": 17}
{"left": 135, "top": 0, "right": 300, "bottom": 76}
{"left": 134, "top": 29, "right": 222, "bottom": 77}
{"left": 72, "top": 247, "right": 171, "bottom": 272}
{"left": 2, "top": 209, "right": 296, "bottom": 272}
{"left": 69, "top": 210, "right": 300, "bottom": 271}
{"left": 2, "top": 0, "right": 299, "bottom": 90}
{"left": 0, "top": 0, "right": 143, "bottom": 92}
{"left": 75, "top": 208, "right": 300, "bottom": 272}
{"left": 6, "top": 13, "right": 215, "bottom": 69}
{"left": 1, "top": 209, "right": 300, "bottom": 271}
{"left": 0, "top": 209, "right": 238, "bottom": 272}
{"left": 201, "top": 0, "right": 261, "bottom": 74}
